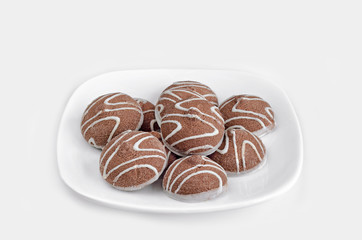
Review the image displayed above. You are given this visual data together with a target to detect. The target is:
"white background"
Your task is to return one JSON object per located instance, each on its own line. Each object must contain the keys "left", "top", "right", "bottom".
{"left": 1, "top": 1, "right": 361, "bottom": 239}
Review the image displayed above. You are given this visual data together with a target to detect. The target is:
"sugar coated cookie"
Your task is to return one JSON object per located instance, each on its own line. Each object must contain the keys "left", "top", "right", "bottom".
{"left": 220, "top": 95, "right": 275, "bottom": 136}
{"left": 81, "top": 93, "right": 143, "bottom": 149}
{"left": 163, "top": 155, "right": 227, "bottom": 202}
{"left": 209, "top": 127, "right": 266, "bottom": 174}
{"left": 99, "top": 130, "right": 167, "bottom": 191}
{"left": 160, "top": 98, "right": 224, "bottom": 156}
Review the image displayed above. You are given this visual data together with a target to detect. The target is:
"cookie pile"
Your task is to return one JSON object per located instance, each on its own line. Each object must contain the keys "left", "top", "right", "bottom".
{"left": 80, "top": 80, "right": 275, "bottom": 202}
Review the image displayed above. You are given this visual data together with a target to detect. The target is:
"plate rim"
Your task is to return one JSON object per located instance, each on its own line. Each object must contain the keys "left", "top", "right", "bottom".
{"left": 56, "top": 68, "right": 303, "bottom": 213}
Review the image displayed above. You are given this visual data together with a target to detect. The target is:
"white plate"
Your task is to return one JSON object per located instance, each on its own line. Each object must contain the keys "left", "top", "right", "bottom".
{"left": 57, "top": 69, "right": 303, "bottom": 213}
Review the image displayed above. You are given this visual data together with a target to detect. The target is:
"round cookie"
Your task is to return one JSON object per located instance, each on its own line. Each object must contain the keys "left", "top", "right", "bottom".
{"left": 163, "top": 81, "right": 218, "bottom": 106}
{"left": 163, "top": 155, "right": 227, "bottom": 202}
{"left": 209, "top": 127, "right": 266, "bottom": 174}
{"left": 99, "top": 130, "right": 167, "bottom": 191}
{"left": 150, "top": 131, "right": 178, "bottom": 169}
{"left": 220, "top": 94, "right": 275, "bottom": 137}
{"left": 81, "top": 92, "right": 143, "bottom": 149}
{"left": 160, "top": 97, "right": 225, "bottom": 156}
{"left": 135, "top": 98, "right": 159, "bottom": 132}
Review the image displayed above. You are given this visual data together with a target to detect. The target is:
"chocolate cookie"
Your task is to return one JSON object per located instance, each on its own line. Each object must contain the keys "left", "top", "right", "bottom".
{"left": 160, "top": 97, "right": 225, "bottom": 156}
{"left": 209, "top": 127, "right": 266, "bottom": 174}
{"left": 135, "top": 98, "right": 159, "bottom": 132}
{"left": 220, "top": 95, "right": 275, "bottom": 136}
{"left": 99, "top": 130, "right": 167, "bottom": 191}
{"left": 163, "top": 80, "right": 218, "bottom": 105}
{"left": 81, "top": 93, "right": 143, "bottom": 149}
{"left": 163, "top": 155, "right": 227, "bottom": 202}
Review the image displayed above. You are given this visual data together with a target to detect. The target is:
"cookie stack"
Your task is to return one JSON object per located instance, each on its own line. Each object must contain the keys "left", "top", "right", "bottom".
{"left": 80, "top": 80, "right": 275, "bottom": 202}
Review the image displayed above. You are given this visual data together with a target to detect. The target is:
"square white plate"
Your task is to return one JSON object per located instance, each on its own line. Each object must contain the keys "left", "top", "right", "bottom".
{"left": 57, "top": 69, "right": 303, "bottom": 213}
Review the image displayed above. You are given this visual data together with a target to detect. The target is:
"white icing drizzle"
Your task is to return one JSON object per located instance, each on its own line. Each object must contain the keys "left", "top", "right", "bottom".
{"left": 215, "top": 131, "right": 230, "bottom": 154}
{"left": 105, "top": 93, "right": 139, "bottom": 107}
{"left": 183, "top": 145, "right": 214, "bottom": 155}
{"left": 104, "top": 107, "right": 141, "bottom": 113}
{"left": 81, "top": 111, "right": 102, "bottom": 129}
{"left": 112, "top": 164, "right": 159, "bottom": 184}
{"left": 163, "top": 81, "right": 218, "bottom": 105}
{"left": 158, "top": 97, "right": 176, "bottom": 103}
{"left": 265, "top": 107, "right": 274, "bottom": 118}
{"left": 81, "top": 93, "right": 143, "bottom": 146}
{"left": 232, "top": 130, "right": 241, "bottom": 172}
{"left": 124, "top": 131, "right": 146, "bottom": 142}
{"left": 150, "top": 119, "right": 157, "bottom": 131}
{"left": 225, "top": 116, "right": 267, "bottom": 128}
{"left": 88, "top": 138, "right": 102, "bottom": 149}
{"left": 174, "top": 99, "right": 223, "bottom": 125}
{"left": 169, "top": 164, "right": 224, "bottom": 192}
{"left": 211, "top": 106, "right": 224, "bottom": 122}
{"left": 164, "top": 90, "right": 183, "bottom": 100}
{"left": 241, "top": 140, "right": 264, "bottom": 169}
{"left": 203, "top": 93, "right": 217, "bottom": 98}
{"left": 162, "top": 120, "right": 182, "bottom": 141}
{"left": 143, "top": 109, "right": 155, "bottom": 114}
{"left": 133, "top": 135, "right": 164, "bottom": 154}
